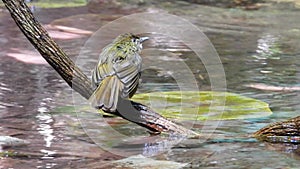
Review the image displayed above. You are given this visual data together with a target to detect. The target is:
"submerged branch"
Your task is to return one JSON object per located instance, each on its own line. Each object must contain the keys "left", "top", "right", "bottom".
{"left": 253, "top": 116, "right": 300, "bottom": 143}
{"left": 2, "top": 0, "right": 198, "bottom": 136}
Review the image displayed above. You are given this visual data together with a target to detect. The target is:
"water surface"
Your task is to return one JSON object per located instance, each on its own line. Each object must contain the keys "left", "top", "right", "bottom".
{"left": 1, "top": 1, "right": 300, "bottom": 168}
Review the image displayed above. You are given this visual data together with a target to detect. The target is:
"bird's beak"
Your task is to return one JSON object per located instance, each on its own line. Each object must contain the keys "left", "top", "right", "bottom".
{"left": 140, "top": 37, "right": 149, "bottom": 43}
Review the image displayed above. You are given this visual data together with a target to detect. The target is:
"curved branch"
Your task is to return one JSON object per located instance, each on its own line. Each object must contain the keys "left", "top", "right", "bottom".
{"left": 2, "top": 0, "right": 198, "bottom": 136}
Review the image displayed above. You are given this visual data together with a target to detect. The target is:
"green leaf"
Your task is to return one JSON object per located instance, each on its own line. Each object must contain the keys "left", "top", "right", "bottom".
{"left": 132, "top": 91, "right": 272, "bottom": 120}
{"left": 53, "top": 91, "right": 272, "bottom": 121}
{"left": 27, "top": 0, "right": 87, "bottom": 8}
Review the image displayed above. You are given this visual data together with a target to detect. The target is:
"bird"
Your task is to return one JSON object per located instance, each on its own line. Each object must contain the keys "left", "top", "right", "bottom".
{"left": 89, "top": 33, "right": 149, "bottom": 112}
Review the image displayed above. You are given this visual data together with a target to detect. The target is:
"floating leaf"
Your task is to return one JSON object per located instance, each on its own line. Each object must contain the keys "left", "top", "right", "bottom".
{"left": 132, "top": 91, "right": 272, "bottom": 120}
{"left": 26, "top": 0, "right": 87, "bottom": 8}
{"left": 53, "top": 91, "right": 272, "bottom": 121}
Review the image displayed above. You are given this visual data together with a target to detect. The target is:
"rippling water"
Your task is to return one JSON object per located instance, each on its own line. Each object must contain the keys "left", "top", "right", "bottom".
{"left": 1, "top": 1, "right": 300, "bottom": 168}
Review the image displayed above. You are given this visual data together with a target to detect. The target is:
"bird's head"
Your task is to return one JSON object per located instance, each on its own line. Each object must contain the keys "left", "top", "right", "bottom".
{"left": 113, "top": 33, "right": 149, "bottom": 53}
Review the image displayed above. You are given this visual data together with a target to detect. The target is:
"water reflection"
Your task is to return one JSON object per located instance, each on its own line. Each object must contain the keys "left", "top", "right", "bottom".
{"left": 36, "top": 110, "right": 55, "bottom": 148}
{"left": 253, "top": 34, "right": 281, "bottom": 60}
{"left": 34, "top": 68, "right": 57, "bottom": 167}
{"left": 0, "top": 82, "right": 16, "bottom": 109}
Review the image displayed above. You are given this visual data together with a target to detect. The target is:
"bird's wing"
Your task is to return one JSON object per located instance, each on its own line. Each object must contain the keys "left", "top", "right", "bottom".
{"left": 89, "top": 75, "right": 123, "bottom": 112}
{"left": 91, "top": 45, "right": 116, "bottom": 87}
{"left": 91, "top": 61, "right": 113, "bottom": 88}
{"left": 113, "top": 58, "right": 141, "bottom": 98}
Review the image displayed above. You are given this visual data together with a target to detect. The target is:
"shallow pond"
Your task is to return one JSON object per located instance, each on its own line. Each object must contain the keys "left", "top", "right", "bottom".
{"left": 0, "top": 1, "right": 300, "bottom": 168}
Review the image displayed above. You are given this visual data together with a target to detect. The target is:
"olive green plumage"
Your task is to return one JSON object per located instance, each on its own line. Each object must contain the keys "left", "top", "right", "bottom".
{"left": 89, "top": 33, "right": 149, "bottom": 112}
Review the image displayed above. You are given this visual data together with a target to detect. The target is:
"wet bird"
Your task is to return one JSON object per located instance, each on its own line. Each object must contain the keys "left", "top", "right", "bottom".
{"left": 89, "top": 33, "right": 149, "bottom": 112}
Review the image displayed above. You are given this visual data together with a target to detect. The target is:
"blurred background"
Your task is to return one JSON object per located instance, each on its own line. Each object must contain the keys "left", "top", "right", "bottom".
{"left": 0, "top": 0, "right": 300, "bottom": 168}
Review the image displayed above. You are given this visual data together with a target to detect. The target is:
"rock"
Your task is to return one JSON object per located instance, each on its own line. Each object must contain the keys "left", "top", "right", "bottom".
{"left": 113, "top": 154, "right": 188, "bottom": 169}
{"left": 0, "top": 136, "right": 30, "bottom": 148}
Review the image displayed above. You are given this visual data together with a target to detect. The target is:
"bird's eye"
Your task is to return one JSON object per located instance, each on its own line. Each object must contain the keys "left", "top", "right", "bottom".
{"left": 132, "top": 38, "right": 137, "bottom": 43}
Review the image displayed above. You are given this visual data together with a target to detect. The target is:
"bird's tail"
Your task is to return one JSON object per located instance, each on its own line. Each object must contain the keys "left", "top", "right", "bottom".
{"left": 89, "top": 76, "right": 122, "bottom": 112}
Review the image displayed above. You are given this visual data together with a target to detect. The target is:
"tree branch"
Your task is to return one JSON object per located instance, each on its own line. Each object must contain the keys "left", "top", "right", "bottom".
{"left": 2, "top": 0, "right": 198, "bottom": 136}
{"left": 253, "top": 116, "right": 300, "bottom": 143}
